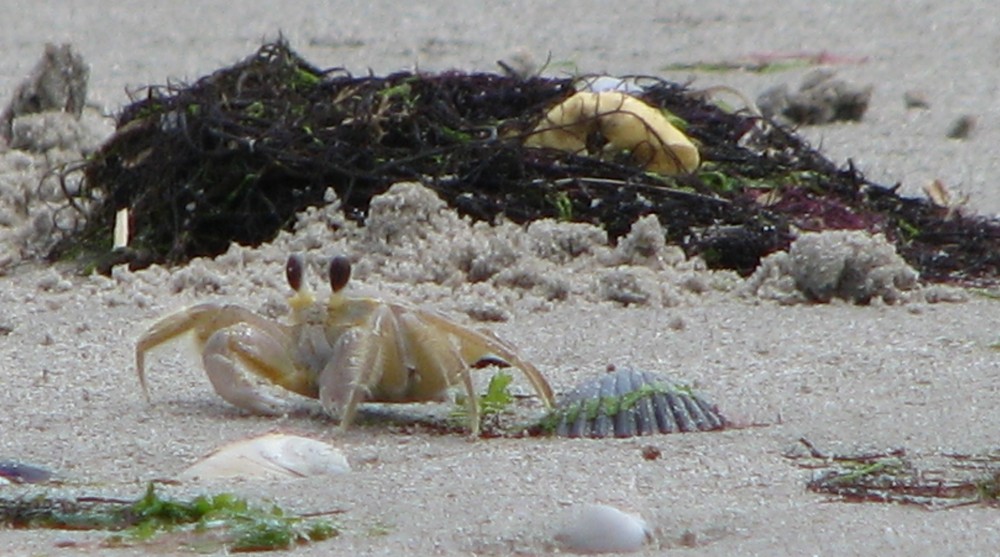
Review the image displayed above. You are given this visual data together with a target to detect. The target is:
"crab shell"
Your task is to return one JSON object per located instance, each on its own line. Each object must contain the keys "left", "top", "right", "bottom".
{"left": 135, "top": 255, "right": 554, "bottom": 436}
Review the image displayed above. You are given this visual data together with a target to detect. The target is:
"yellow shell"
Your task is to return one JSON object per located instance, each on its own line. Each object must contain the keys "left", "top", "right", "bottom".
{"left": 525, "top": 91, "right": 699, "bottom": 175}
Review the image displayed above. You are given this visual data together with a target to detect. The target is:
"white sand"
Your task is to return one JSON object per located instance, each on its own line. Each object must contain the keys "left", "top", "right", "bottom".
{"left": 2, "top": 2, "right": 1000, "bottom": 555}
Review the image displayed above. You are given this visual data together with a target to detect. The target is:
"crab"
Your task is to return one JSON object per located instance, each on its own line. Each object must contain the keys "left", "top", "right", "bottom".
{"left": 136, "top": 254, "right": 555, "bottom": 436}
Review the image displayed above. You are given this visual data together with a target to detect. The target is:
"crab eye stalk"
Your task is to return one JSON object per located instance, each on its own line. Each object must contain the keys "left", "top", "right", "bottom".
{"left": 329, "top": 255, "right": 351, "bottom": 293}
{"left": 286, "top": 254, "right": 304, "bottom": 292}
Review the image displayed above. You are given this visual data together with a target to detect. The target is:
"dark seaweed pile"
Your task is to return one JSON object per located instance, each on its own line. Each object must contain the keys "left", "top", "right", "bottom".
{"left": 54, "top": 40, "right": 1000, "bottom": 284}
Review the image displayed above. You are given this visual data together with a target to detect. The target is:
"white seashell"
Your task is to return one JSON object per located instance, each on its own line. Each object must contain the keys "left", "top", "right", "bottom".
{"left": 575, "top": 75, "right": 647, "bottom": 95}
{"left": 554, "top": 503, "right": 652, "bottom": 554}
{"left": 178, "top": 433, "right": 350, "bottom": 481}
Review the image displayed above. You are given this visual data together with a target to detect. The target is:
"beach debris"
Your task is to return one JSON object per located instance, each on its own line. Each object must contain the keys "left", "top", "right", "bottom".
{"left": 0, "top": 483, "right": 338, "bottom": 551}
{"left": 663, "top": 50, "right": 868, "bottom": 74}
{"left": 136, "top": 253, "right": 554, "bottom": 437}
{"left": 757, "top": 69, "right": 873, "bottom": 125}
{"left": 47, "top": 41, "right": 1000, "bottom": 287}
{"left": 450, "top": 371, "right": 516, "bottom": 433}
{"left": 7, "top": 111, "right": 92, "bottom": 153}
{"left": 178, "top": 433, "right": 350, "bottom": 481}
{"left": 524, "top": 90, "right": 700, "bottom": 174}
{"left": 903, "top": 90, "right": 930, "bottom": 109}
{"left": 496, "top": 49, "right": 538, "bottom": 79}
{"left": 554, "top": 503, "right": 652, "bottom": 554}
{"left": 946, "top": 114, "right": 976, "bottom": 139}
{"left": 0, "top": 461, "right": 52, "bottom": 484}
{"left": 788, "top": 438, "right": 1000, "bottom": 509}
{"left": 0, "top": 43, "right": 88, "bottom": 142}
{"left": 574, "top": 75, "right": 646, "bottom": 95}
{"left": 641, "top": 445, "right": 662, "bottom": 460}
{"left": 0, "top": 43, "right": 106, "bottom": 275}
{"left": 537, "top": 367, "right": 726, "bottom": 438}
{"left": 923, "top": 179, "right": 969, "bottom": 221}
{"left": 112, "top": 208, "right": 129, "bottom": 249}
{"left": 745, "top": 230, "right": 919, "bottom": 304}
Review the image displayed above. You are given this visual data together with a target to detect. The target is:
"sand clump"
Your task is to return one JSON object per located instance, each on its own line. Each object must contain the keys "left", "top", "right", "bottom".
{"left": 145, "top": 182, "right": 741, "bottom": 323}
{"left": 743, "top": 229, "right": 965, "bottom": 305}
{"left": 276, "top": 183, "right": 965, "bottom": 311}
{"left": 0, "top": 43, "right": 89, "bottom": 142}
{"left": 115, "top": 181, "right": 963, "bottom": 330}
{"left": 0, "top": 45, "right": 111, "bottom": 274}
{"left": 0, "top": 113, "right": 109, "bottom": 272}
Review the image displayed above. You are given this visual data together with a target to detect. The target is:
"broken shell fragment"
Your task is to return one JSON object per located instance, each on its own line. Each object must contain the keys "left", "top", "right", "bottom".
{"left": 113, "top": 208, "right": 129, "bottom": 249}
{"left": 0, "top": 461, "right": 53, "bottom": 484}
{"left": 524, "top": 91, "right": 699, "bottom": 175}
{"left": 178, "top": 433, "right": 350, "bottom": 481}
{"left": 543, "top": 368, "right": 726, "bottom": 438}
{"left": 574, "top": 75, "right": 646, "bottom": 95}
{"left": 555, "top": 503, "right": 652, "bottom": 554}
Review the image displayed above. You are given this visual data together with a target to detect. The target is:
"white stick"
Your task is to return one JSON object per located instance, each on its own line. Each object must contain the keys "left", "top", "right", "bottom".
{"left": 113, "top": 208, "right": 129, "bottom": 249}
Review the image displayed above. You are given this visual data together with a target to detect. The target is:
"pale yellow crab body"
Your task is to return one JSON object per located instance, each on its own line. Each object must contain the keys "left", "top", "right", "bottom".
{"left": 136, "top": 255, "right": 554, "bottom": 436}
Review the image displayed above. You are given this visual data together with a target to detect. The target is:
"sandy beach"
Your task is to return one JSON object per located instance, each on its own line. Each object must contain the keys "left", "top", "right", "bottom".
{"left": 2, "top": 2, "right": 1000, "bottom": 555}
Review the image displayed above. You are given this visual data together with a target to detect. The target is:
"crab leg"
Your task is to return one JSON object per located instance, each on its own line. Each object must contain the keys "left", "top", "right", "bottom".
{"left": 201, "top": 323, "right": 307, "bottom": 415}
{"left": 319, "top": 328, "right": 367, "bottom": 429}
{"left": 317, "top": 304, "right": 485, "bottom": 436}
{"left": 136, "top": 303, "right": 311, "bottom": 414}
{"left": 416, "top": 311, "right": 556, "bottom": 408}
{"left": 318, "top": 304, "right": 398, "bottom": 430}
{"left": 398, "top": 310, "right": 480, "bottom": 436}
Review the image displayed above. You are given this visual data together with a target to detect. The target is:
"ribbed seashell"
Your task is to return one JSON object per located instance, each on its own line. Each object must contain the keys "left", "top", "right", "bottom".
{"left": 543, "top": 368, "right": 726, "bottom": 438}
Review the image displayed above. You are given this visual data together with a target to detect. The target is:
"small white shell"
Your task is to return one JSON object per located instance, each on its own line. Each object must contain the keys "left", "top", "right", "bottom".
{"left": 575, "top": 75, "right": 647, "bottom": 95}
{"left": 554, "top": 503, "right": 652, "bottom": 554}
{"left": 178, "top": 433, "right": 350, "bottom": 481}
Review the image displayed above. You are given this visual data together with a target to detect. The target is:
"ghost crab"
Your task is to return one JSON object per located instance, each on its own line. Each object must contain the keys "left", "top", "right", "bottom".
{"left": 136, "top": 254, "right": 555, "bottom": 436}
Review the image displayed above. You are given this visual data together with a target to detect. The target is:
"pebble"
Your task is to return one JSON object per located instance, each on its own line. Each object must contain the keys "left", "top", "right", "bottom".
{"left": 554, "top": 503, "right": 652, "bottom": 554}
{"left": 0, "top": 460, "right": 53, "bottom": 484}
{"left": 946, "top": 115, "right": 976, "bottom": 140}
{"left": 903, "top": 90, "right": 930, "bottom": 109}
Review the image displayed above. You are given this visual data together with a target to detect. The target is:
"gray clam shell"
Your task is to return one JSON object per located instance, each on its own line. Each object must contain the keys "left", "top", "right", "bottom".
{"left": 0, "top": 461, "right": 52, "bottom": 484}
{"left": 546, "top": 368, "right": 726, "bottom": 438}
